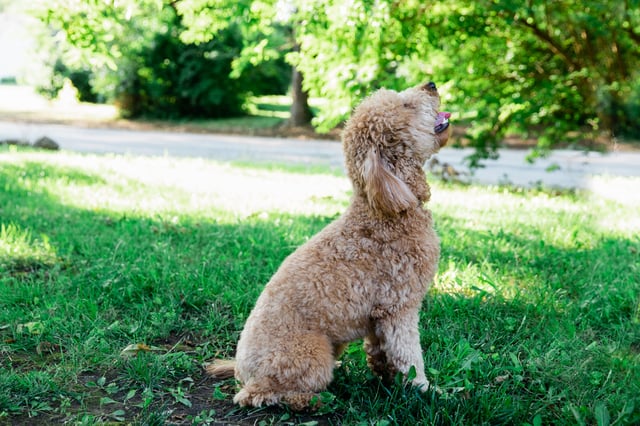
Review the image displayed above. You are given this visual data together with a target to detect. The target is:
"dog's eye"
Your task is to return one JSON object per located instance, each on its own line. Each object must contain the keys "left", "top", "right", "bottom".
{"left": 403, "top": 102, "right": 415, "bottom": 109}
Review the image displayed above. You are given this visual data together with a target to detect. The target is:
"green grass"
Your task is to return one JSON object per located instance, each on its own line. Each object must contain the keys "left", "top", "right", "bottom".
{"left": 1, "top": 146, "right": 639, "bottom": 425}
{"left": 146, "top": 115, "right": 286, "bottom": 134}
{"left": 0, "top": 85, "right": 290, "bottom": 134}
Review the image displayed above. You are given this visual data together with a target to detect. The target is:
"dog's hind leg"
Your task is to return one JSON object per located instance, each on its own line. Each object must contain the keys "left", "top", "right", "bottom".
{"left": 364, "top": 333, "right": 389, "bottom": 380}
{"left": 234, "top": 378, "right": 322, "bottom": 410}
{"left": 282, "top": 392, "right": 324, "bottom": 411}
{"left": 234, "top": 333, "right": 335, "bottom": 410}
{"left": 234, "top": 381, "right": 281, "bottom": 407}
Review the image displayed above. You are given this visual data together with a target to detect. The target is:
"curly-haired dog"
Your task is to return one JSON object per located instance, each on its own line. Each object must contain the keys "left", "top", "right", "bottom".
{"left": 207, "top": 82, "right": 451, "bottom": 410}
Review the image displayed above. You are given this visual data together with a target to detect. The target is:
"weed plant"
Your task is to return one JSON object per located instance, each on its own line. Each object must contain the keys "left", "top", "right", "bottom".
{"left": 0, "top": 146, "right": 638, "bottom": 425}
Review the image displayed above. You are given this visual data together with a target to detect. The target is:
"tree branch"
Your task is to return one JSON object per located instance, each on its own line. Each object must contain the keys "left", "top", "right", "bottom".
{"left": 515, "top": 16, "right": 582, "bottom": 72}
{"left": 623, "top": 0, "right": 640, "bottom": 45}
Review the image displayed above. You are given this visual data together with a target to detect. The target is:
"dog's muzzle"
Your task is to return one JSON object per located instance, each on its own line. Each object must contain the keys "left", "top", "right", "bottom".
{"left": 435, "top": 112, "right": 451, "bottom": 134}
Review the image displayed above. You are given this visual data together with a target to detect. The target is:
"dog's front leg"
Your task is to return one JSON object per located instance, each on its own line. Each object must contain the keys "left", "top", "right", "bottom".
{"left": 373, "top": 309, "right": 430, "bottom": 390}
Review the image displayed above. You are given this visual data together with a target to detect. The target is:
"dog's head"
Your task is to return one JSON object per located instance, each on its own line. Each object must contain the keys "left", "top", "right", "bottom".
{"left": 343, "top": 82, "right": 451, "bottom": 216}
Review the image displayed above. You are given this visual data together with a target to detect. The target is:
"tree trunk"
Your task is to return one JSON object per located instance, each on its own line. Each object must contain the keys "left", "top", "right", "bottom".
{"left": 288, "top": 65, "right": 313, "bottom": 127}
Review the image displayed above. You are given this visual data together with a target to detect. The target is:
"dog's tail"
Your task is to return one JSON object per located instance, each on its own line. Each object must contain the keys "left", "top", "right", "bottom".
{"left": 205, "top": 359, "right": 236, "bottom": 379}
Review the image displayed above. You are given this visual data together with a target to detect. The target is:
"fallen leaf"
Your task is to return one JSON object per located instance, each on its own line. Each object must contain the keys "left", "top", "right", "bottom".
{"left": 36, "top": 341, "right": 61, "bottom": 355}
{"left": 120, "top": 343, "right": 165, "bottom": 357}
{"left": 16, "top": 321, "right": 44, "bottom": 335}
{"left": 495, "top": 374, "right": 510, "bottom": 384}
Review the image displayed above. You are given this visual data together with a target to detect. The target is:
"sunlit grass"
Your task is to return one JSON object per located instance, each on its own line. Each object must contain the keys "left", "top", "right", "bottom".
{"left": 245, "top": 95, "right": 291, "bottom": 118}
{"left": 0, "top": 85, "right": 118, "bottom": 124}
{"left": 0, "top": 85, "right": 289, "bottom": 131}
{"left": 0, "top": 146, "right": 638, "bottom": 425}
{"left": 0, "top": 151, "right": 350, "bottom": 217}
{"left": 0, "top": 223, "right": 57, "bottom": 273}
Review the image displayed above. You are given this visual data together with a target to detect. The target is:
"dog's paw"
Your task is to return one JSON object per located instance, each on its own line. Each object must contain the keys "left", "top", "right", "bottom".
{"left": 417, "top": 381, "right": 443, "bottom": 395}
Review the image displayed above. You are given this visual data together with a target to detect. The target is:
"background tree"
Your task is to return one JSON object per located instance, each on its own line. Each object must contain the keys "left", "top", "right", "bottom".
{"left": 290, "top": 0, "right": 434, "bottom": 131}
{"left": 177, "top": 0, "right": 314, "bottom": 126}
{"left": 291, "top": 0, "right": 640, "bottom": 163}
{"left": 31, "top": 0, "right": 289, "bottom": 118}
{"left": 497, "top": 0, "right": 640, "bottom": 140}
{"left": 429, "top": 0, "right": 640, "bottom": 163}
{"left": 29, "top": 0, "right": 640, "bottom": 164}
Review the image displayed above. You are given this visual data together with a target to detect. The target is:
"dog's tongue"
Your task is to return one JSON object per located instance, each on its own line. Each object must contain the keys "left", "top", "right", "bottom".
{"left": 435, "top": 111, "right": 451, "bottom": 133}
{"left": 436, "top": 111, "right": 451, "bottom": 125}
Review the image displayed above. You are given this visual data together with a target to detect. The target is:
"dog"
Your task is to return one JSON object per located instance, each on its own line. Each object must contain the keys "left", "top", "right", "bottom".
{"left": 207, "top": 81, "right": 451, "bottom": 410}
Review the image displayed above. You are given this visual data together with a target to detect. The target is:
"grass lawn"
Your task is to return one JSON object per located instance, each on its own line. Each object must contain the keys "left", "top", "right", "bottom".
{"left": 0, "top": 85, "right": 337, "bottom": 141}
{"left": 1, "top": 146, "right": 639, "bottom": 425}
{"left": 0, "top": 85, "right": 288, "bottom": 136}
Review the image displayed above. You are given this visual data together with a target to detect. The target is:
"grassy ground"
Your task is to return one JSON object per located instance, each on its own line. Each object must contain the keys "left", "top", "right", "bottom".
{"left": 0, "top": 84, "right": 284, "bottom": 133}
{"left": 1, "top": 146, "right": 639, "bottom": 425}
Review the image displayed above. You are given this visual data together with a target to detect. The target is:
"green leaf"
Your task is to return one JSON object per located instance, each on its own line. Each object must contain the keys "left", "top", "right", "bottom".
{"left": 99, "top": 397, "right": 118, "bottom": 406}
{"left": 532, "top": 414, "right": 543, "bottom": 426}
{"left": 212, "top": 386, "right": 226, "bottom": 400}
{"left": 110, "top": 409, "right": 126, "bottom": 421}
{"left": 594, "top": 402, "right": 610, "bottom": 426}
{"left": 407, "top": 365, "right": 417, "bottom": 381}
{"left": 124, "top": 389, "right": 137, "bottom": 402}
{"left": 178, "top": 397, "right": 192, "bottom": 408}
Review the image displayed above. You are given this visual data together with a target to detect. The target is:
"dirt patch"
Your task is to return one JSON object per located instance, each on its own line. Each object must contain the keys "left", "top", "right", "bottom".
{"left": 0, "top": 374, "right": 338, "bottom": 426}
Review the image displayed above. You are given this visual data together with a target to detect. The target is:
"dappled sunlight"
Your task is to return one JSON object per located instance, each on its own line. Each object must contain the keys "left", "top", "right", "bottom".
{"left": 429, "top": 180, "right": 640, "bottom": 318}
{"left": 433, "top": 260, "right": 512, "bottom": 298}
{"left": 0, "top": 151, "right": 352, "bottom": 219}
{"left": 99, "top": 156, "right": 352, "bottom": 217}
{"left": 587, "top": 176, "right": 640, "bottom": 206}
{"left": 0, "top": 223, "right": 57, "bottom": 272}
{"left": 431, "top": 183, "right": 584, "bottom": 216}
{"left": 430, "top": 183, "right": 596, "bottom": 247}
{"left": 588, "top": 176, "right": 640, "bottom": 235}
{"left": 0, "top": 85, "right": 118, "bottom": 124}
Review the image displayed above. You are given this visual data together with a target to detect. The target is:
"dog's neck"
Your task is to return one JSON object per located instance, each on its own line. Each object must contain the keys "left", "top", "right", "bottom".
{"left": 351, "top": 162, "right": 431, "bottom": 215}
{"left": 390, "top": 160, "right": 430, "bottom": 205}
{"left": 403, "top": 164, "right": 431, "bottom": 204}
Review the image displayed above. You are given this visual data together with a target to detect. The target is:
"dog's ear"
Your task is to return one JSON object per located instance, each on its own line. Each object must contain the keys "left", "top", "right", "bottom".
{"left": 362, "top": 148, "right": 417, "bottom": 216}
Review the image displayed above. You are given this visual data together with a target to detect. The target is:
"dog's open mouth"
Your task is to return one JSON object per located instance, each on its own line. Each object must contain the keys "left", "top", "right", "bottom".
{"left": 435, "top": 112, "right": 451, "bottom": 134}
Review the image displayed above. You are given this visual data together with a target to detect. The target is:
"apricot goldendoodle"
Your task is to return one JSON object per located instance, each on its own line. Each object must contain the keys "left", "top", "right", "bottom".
{"left": 207, "top": 82, "right": 451, "bottom": 410}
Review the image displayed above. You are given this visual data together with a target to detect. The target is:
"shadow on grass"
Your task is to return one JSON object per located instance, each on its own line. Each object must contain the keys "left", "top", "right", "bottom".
{"left": 0, "top": 159, "right": 336, "bottom": 423}
{"left": 0, "top": 157, "right": 638, "bottom": 425}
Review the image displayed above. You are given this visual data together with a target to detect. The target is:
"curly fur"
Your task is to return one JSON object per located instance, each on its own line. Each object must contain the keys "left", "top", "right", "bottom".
{"left": 207, "top": 82, "right": 451, "bottom": 410}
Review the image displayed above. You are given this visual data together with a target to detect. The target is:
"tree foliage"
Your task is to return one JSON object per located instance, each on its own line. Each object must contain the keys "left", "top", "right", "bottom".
{"left": 29, "top": 0, "right": 640, "bottom": 158}
{"left": 439, "top": 0, "right": 640, "bottom": 160}
{"left": 289, "top": 0, "right": 435, "bottom": 131}
{"left": 31, "top": 0, "right": 289, "bottom": 118}
{"left": 177, "top": 0, "right": 314, "bottom": 126}
{"left": 289, "top": 0, "right": 640, "bottom": 161}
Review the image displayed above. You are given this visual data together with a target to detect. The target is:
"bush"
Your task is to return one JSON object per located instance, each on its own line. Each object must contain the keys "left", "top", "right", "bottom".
{"left": 34, "top": 57, "right": 99, "bottom": 103}
{"left": 36, "top": 4, "right": 290, "bottom": 119}
{"left": 116, "top": 18, "right": 290, "bottom": 119}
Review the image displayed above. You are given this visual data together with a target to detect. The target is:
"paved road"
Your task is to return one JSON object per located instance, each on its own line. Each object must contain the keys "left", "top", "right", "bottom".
{"left": 0, "top": 121, "right": 345, "bottom": 167}
{"left": 1, "top": 120, "right": 639, "bottom": 189}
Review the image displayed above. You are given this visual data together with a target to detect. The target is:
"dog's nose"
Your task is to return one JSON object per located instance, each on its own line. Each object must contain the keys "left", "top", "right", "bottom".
{"left": 421, "top": 82, "right": 437, "bottom": 92}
